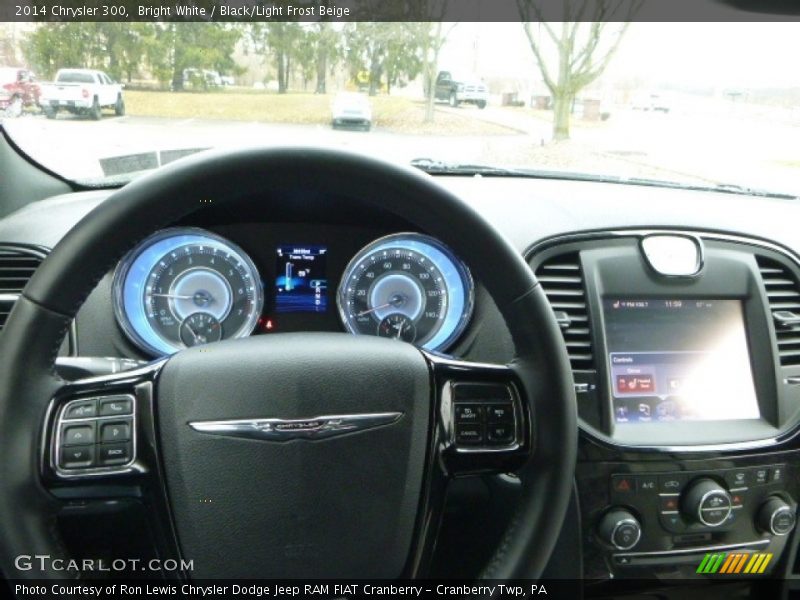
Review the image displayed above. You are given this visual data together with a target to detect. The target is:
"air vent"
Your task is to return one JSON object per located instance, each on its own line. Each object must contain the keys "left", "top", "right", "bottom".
{"left": 0, "top": 246, "right": 44, "bottom": 333}
{"left": 757, "top": 255, "right": 800, "bottom": 366}
{"left": 535, "top": 251, "right": 593, "bottom": 370}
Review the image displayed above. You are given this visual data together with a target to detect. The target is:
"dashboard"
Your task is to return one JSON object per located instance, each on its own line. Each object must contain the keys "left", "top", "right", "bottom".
{"left": 4, "top": 170, "right": 800, "bottom": 585}
{"left": 111, "top": 226, "right": 473, "bottom": 357}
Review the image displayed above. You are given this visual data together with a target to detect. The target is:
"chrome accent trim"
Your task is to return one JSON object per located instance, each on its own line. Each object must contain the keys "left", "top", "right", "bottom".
{"left": 696, "top": 489, "right": 732, "bottom": 527}
{"left": 188, "top": 412, "right": 403, "bottom": 441}
{"left": 0, "top": 292, "right": 20, "bottom": 303}
{"left": 53, "top": 395, "right": 137, "bottom": 478}
{"left": 610, "top": 518, "right": 642, "bottom": 551}
{"left": 640, "top": 233, "right": 704, "bottom": 277}
{"left": 613, "top": 539, "right": 770, "bottom": 560}
{"left": 770, "top": 505, "right": 795, "bottom": 536}
{"left": 525, "top": 227, "right": 800, "bottom": 454}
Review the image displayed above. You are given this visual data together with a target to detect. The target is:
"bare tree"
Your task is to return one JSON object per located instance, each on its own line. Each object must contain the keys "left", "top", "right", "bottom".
{"left": 421, "top": 22, "right": 458, "bottom": 123}
{"left": 517, "top": 0, "right": 642, "bottom": 140}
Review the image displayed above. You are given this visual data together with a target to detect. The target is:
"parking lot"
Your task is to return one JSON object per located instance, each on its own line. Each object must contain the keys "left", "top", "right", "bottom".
{"left": 4, "top": 95, "right": 800, "bottom": 196}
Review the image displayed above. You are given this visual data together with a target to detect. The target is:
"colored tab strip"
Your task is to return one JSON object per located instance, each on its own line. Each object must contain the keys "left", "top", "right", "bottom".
{"left": 719, "top": 553, "right": 736, "bottom": 574}
{"left": 696, "top": 554, "right": 712, "bottom": 574}
{"left": 757, "top": 553, "right": 773, "bottom": 574}
{"left": 743, "top": 553, "right": 759, "bottom": 574}
{"left": 734, "top": 553, "right": 749, "bottom": 573}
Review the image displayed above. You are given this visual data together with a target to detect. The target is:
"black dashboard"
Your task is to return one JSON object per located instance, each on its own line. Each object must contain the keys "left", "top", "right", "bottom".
{"left": 3, "top": 170, "right": 800, "bottom": 585}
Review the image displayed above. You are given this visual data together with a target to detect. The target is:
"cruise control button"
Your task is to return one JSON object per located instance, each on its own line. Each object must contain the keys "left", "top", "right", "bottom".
{"left": 100, "top": 420, "right": 132, "bottom": 443}
{"left": 65, "top": 400, "right": 97, "bottom": 419}
{"left": 487, "top": 423, "right": 514, "bottom": 444}
{"left": 98, "top": 397, "right": 133, "bottom": 417}
{"left": 60, "top": 445, "right": 95, "bottom": 468}
{"left": 486, "top": 403, "right": 514, "bottom": 423}
{"left": 98, "top": 443, "right": 132, "bottom": 466}
{"left": 455, "top": 424, "right": 484, "bottom": 444}
{"left": 454, "top": 404, "right": 483, "bottom": 424}
{"left": 62, "top": 424, "right": 94, "bottom": 446}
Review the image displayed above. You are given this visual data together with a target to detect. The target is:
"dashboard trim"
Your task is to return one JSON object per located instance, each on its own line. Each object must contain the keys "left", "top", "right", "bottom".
{"left": 526, "top": 227, "right": 800, "bottom": 455}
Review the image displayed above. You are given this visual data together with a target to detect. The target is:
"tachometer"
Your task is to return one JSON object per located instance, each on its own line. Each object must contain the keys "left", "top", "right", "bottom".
{"left": 113, "top": 228, "right": 263, "bottom": 356}
{"left": 337, "top": 233, "right": 473, "bottom": 351}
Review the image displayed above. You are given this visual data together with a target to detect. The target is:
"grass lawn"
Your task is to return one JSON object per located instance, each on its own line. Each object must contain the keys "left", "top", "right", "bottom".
{"left": 123, "top": 89, "right": 515, "bottom": 136}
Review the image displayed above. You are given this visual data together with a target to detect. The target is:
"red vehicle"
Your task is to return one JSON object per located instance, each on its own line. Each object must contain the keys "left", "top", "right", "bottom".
{"left": 0, "top": 67, "right": 41, "bottom": 117}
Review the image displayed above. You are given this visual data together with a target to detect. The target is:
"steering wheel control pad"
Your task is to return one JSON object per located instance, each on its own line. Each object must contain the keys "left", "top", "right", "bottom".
{"left": 156, "top": 332, "right": 430, "bottom": 578}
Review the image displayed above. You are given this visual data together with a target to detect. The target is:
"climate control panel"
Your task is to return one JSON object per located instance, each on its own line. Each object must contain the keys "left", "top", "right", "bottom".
{"left": 591, "top": 464, "right": 797, "bottom": 575}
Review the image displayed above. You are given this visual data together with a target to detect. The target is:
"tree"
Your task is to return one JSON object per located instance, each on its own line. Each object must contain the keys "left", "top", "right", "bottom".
{"left": 345, "top": 23, "right": 423, "bottom": 96}
{"left": 517, "top": 0, "right": 642, "bottom": 140}
{"left": 250, "top": 23, "right": 303, "bottom": 94}
{"left": 149, "top": 23, "right": 242, "bottom": 91}
{"left": 420, "top": 22, "right": 457, "bottom": 123}
{"left": 310, "top": 22, "right": 341, "bottom": 94}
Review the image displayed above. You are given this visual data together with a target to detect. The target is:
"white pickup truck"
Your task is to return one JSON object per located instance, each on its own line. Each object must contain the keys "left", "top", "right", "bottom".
{"left": 39, "top": 69, "right": 125, "bottom": 120}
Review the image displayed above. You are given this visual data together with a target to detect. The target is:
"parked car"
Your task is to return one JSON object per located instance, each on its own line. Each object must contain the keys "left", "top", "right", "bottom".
{"left": 0, "top": 67, "right": 41, "bottom": 118}
{"left": 181, "top": 68, "right": 223, "bottom": 89}
{"left": 331, "top": 92, "right": 372, "bottom": 131}
{"left": 38, "top": 69, "right": 125, "bottom": 120}
{"left": 434, "top": 71, "right": 489, "bottom": 109}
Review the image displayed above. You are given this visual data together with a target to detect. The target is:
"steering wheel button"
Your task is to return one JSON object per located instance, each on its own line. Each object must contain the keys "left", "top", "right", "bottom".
{"left": 64, "top": 400, "right": 97, "bottom": 419}
{"left": 100, "top": 420, "right": 132, "bottom": 443}
{"left": 455, "top": 404, "right": 483, "bottom": 423}
{"left": 455, "top": 423, "right": 484, "bottom": 444}
{"left": 98, "top": 442, "right": 132, "bottom": 466}
{"left": 60, "top": 445, "right": 95, "bottom": 468}
{"left": 487, "top": 423, "right": 515, "bottom": 444}
{"left": 98, "top": 396, "right": 133, "bottom": 416}
{"left": 62, "top": 424, "right": 94, "bottom": 446}
{"left": 486, "top": 403, "right": 514, "bottom": 423}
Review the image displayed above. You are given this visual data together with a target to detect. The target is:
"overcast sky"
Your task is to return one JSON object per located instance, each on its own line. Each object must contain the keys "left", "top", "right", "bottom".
{"left": 440, "top": 23, "right": 800, "bottom": 90}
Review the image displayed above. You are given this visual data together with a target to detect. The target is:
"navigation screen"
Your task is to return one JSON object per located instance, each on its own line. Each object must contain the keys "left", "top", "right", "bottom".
{"left": 604, "top": 299, "right": 759, "bottom": 424}
{"left": 274, "top": 245, "right": 328, "bottom": 313}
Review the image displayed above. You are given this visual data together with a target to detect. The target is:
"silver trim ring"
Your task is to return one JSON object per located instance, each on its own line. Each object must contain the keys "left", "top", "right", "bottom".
{"left": 610, "top": 518, "right": 641, "bottom": 551}
{"left": 697, "top": 489, "right": 733, "bottom": 527}
{"left": 189, "top": 412, "right": 403, "bottom": 441}
{"left": 770, "top": 505, "right": 795, "bottom": 536}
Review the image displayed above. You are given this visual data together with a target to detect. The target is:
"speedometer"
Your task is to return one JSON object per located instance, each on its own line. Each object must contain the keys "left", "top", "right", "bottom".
{"left": 113, "top": 228, "right": 263, "bottom": 356}
{"left": 337, "top": 233, "right": 473, "bottom": 352}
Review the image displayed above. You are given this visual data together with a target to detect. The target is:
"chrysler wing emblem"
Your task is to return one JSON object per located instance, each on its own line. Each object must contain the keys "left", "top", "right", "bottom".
{"left": 188, "top": 412, "right": 403, "bottom": 441}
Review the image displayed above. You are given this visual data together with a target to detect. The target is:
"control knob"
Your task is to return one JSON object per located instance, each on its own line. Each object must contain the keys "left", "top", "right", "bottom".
{"left": 682, "top": 478, "right": 732, "bottom": 527}
{"left": 598, "top": 509, "right": 642, "bottom": 550}
{"left": 757, "top": 497, "right": 796, "bottom": 536}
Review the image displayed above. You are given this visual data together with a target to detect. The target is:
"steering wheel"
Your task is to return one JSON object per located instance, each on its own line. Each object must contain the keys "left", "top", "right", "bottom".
{"left": 0, "top": 148, "right": 576, "bottom": 581}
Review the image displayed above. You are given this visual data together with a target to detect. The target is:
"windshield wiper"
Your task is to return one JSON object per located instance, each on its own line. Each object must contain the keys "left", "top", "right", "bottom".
{"left": 410, "top": 158, "right": 798, "bottom": 200}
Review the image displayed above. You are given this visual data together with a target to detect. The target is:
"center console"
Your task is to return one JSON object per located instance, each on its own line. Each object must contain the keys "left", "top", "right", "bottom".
{"left": 528, "top": 230, "right": 800, "bottom": 579}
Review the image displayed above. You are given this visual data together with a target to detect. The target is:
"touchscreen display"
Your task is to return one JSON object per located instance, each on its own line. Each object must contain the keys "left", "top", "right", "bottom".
{"left": 604, "top": 299, "right": 759, "bottom": 423}
{"left": 274, "top": 245, "right": 328, "bottom": 313}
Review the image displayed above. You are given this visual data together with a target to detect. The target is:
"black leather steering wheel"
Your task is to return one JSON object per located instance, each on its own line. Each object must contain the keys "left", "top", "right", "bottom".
{"left": 0, "top": 147, "right": 576, "bottom": 581}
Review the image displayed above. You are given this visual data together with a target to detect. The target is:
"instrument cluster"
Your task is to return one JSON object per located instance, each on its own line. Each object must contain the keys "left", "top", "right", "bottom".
{"left": 112, "top": 227, "right": 474, "bottom": 357}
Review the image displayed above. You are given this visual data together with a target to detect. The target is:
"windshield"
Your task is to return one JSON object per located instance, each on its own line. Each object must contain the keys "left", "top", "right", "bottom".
{"left": 2, "top": 21, "right": 799, "bottom": 196}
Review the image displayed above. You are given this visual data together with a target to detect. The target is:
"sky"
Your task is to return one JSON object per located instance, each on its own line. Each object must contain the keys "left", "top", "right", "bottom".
{"left": 439, "top": 22, "right": 800, "bottom": 91}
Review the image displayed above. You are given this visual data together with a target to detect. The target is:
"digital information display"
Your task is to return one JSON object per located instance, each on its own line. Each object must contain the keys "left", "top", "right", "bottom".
{"left": 274, "top": 245, "right": 328, "bottom": 313}
{"left": 604, "top": 299, "right": 759, "bottom": 424}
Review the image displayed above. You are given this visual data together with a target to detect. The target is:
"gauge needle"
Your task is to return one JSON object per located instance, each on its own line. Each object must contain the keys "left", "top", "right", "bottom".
{"left": 357, "top": 295, "right": 404, "bottom": 317}
{"left": 150, "top": 293, "right": 194, "bottom": 300}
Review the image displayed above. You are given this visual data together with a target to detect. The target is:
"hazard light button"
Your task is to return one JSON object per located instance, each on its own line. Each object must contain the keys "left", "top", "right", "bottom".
{"left": 611, "top": 475, "right": 635, "bottom": 495}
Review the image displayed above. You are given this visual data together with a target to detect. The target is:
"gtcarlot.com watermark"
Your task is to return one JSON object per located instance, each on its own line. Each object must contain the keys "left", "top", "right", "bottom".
{"left": 14, "top": 554, "right": 193, "bottom": 573}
